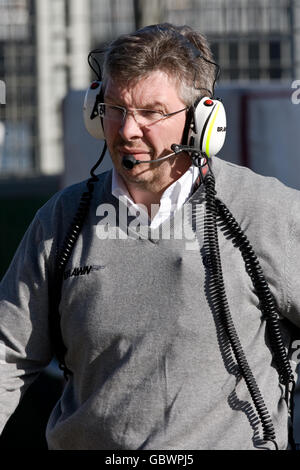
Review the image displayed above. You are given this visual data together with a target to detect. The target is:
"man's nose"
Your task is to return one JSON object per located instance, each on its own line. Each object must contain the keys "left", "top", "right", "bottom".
{"left": 118, "top": 113, "right": 144, "bottom": 141}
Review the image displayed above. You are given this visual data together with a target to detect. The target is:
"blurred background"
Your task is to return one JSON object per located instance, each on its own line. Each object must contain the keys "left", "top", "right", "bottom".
{"left": 0, "top": 0, "right": 300, "bottom": 449}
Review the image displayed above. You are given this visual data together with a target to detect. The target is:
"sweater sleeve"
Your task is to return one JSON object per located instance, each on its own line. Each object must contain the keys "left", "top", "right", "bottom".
{"left": 284, "top": 195, "right": 300, "bottom": 329}
{"left": 0, "top": 213, "right": 54, "bottom": 433}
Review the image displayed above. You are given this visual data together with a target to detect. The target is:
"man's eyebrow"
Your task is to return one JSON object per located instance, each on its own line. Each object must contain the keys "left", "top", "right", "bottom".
{"left": 142, "top": 101, "right": 166, "bottom": 109}
{"left": 103, "top": 95, "right": 166, "bottom": 109}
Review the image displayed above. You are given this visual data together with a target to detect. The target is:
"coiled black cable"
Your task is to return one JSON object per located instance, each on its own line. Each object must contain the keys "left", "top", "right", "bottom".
{"left": 215, "top": 198, "right": 295, "bottom": 389}
{"left": 49, "top": 143, "right": 107, "bottom": 377}
{"left": 56, "top": 143, "right": 107, "bottom": 274}
{"left": 202, "top": 166, "right": 279, "bottom": 448}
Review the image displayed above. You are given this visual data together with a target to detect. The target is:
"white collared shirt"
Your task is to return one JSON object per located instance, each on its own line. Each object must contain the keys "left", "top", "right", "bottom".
{"left": 111, "top": 164, "right": 199, "bottom": 229}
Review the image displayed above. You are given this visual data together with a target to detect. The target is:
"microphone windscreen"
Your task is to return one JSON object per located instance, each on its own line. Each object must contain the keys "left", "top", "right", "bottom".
{"left": 122, "top": 155, "right": 137, "bottom": 169}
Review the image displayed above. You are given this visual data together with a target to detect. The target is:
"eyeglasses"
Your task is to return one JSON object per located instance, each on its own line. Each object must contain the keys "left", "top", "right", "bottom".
{"left": 98, "top": 103, "right": 188, "bottom": 126}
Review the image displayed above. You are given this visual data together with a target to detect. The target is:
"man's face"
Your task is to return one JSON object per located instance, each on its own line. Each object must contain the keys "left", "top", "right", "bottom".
{"left": 103, "top": 70, "right": 191, "bottom": 193}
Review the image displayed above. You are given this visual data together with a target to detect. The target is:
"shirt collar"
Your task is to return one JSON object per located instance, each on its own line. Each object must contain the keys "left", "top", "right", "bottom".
{"left": 111, "top": 164, "right": 199, "bottom": 207}
{"left": 111, "top": 163, "right": 199, "bottom": 228}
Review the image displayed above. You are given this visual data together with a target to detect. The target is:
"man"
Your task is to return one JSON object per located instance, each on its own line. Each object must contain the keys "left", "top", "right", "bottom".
{"left": 0, "top": 23, "right": 300, "bottom": 450}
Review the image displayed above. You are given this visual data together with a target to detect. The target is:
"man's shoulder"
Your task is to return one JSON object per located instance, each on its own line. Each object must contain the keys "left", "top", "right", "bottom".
{"left": 59, "top": 170, "right": 112, "bottom": 200}
{"left": 42, "top": 170, "right": 111, "bottom": 209}
{"left": 212, "top": 156, "right": 300, "bottom": 209}
{"left": 36, "top": 169, "right": 112, "bottom": 226}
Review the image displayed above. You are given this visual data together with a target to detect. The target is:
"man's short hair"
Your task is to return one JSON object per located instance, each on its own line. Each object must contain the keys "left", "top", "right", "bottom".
{"left": 102, "top": 23, "right": 216, "bottom": 106}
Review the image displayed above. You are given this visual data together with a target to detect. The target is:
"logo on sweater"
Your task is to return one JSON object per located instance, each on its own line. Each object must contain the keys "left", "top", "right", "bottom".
{"left": 63, "top": 264, "right": 106, "bottom": 280}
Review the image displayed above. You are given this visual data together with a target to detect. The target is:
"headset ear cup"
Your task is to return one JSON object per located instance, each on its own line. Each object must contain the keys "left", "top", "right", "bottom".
{"left": 187, "top": 96, "right": 226, "bottom": 157}
{"left": 83, "top": 81, "right": 105, "bottom": 140}
{"left": 182, "top": 106, "right": 194, "bottom": 146}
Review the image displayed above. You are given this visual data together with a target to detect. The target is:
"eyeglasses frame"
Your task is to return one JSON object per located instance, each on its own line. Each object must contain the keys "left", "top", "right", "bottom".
{"left": 98, "top": 102, "right": 188, "bottom": 126}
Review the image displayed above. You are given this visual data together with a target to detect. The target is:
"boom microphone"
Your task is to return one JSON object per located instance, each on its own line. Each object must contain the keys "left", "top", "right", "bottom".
{"left": 122, "top": 151, "right": 177, "bottom": 170}
{"left": 122, "top": 144, "right": 202, "bottom": 170}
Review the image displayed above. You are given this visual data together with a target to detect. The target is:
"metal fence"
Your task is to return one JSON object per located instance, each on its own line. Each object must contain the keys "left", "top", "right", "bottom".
{"left": 0, "top": 0, "right": 37, "bottom": 174}
{"left": 0, "top": 0, "right": 298, "bottom": 176}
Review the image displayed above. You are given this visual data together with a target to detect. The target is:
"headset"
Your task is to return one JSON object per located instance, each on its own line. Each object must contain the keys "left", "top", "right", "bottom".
{"left": 50, "top": 29, "right": 296, "bottom": 450}
{"left": 82, "top": 80, "right": 227, "bottom": 159}
{"left": 83, "top": 80, "right": 104, "bottom": 140}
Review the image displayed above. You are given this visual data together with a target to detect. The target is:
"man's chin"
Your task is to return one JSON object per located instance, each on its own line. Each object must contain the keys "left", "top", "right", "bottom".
{"left": 121, "top": 167, "right": 151, "bottom": 183}
{"left": 119, "top": 163, "right": 158, "bottom": 188}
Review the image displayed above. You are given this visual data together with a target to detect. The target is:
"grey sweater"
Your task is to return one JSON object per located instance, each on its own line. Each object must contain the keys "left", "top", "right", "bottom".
{"left": 0, "top": 157, "right": 300, "bottom": 450}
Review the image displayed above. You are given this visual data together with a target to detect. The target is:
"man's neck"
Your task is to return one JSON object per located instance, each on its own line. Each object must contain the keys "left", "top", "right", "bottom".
{"left": 126, "top": 185, "right": 164, "bottom": 216}
{"left": 125, "top": 157, "right": 192, "bottom": 215}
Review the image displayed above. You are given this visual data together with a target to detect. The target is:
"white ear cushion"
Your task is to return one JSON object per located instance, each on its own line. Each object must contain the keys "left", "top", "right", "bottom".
{"left": 189, "top": 97, "right": 226, "bottom": 157}
{"left": 83, "top": 81, "right": 105, "bottom": 140}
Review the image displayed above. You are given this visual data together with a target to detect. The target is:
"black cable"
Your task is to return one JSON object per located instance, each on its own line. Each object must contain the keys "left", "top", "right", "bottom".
{"left": 49, "top": 143, "right": 107, "bottom": 378}
{"left": 215, "top": 199, "right": 295, "bottom": 389}
{"left": 198, "top": 55, "right": 220, "bottom": 97}
{"left": 87, "top": 48, "right": 104, "bottom": 81}
{"left": 201, "top": 166, "right": 278, "bottom": 448}
{"left": 215, "top": 196, "right": 296, "bottom": 450}
{"left": 56, "top": 143, "right": 106, "bottom": 274}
